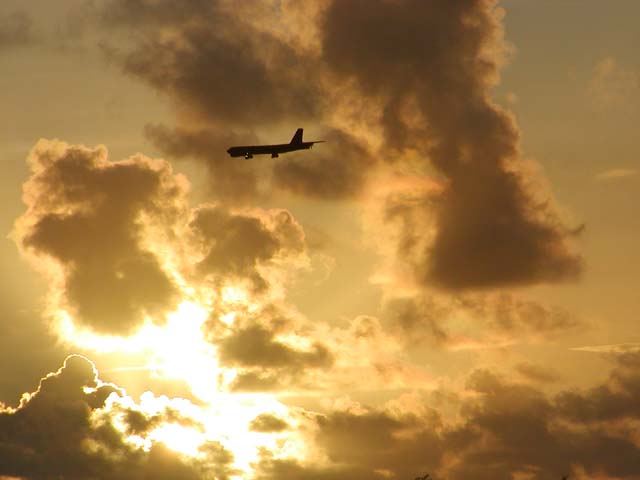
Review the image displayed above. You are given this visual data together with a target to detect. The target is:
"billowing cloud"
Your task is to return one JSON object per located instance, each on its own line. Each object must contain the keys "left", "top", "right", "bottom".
{"left": 205, "top": 303, "right": 333, "bottom": 392}
{"left": 249, "top": 413, "right": 289, "bottom": 433}
{"left": 101, "top": 0, "right": 322, "bottom": 127}
{"left": 0, "top": 355, "right": 234, "bottom": 480}
{"left": 321, "top": 0, "right": 582, "bottom": 290}
{"left": 90, "top": 0, "right": 582, "bottom": 291}
{"left": 15, "top": 140, "right": 186, "bottom": 335}
{"left": 190, "top": 204, "right": 305, "bottom": 293}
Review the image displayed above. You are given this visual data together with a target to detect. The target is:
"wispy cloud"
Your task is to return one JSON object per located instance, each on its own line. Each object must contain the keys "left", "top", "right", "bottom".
{"left": 587, "top": 56, "right": 639, "bottom": 110}
{"left": 571, "top": 343, "right": 640, "bottom": 354}
{"left": 595, "top": 168, "right": 637, "bottom": 181}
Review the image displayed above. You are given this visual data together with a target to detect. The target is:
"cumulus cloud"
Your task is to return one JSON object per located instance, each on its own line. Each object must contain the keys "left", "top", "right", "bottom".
{"left": 88, "top": 0, "right": 583, "bottom": 290}
{"left": 304, "top": 355, "right": 640, "bottom": 480}
{"left": 190, "top": 204, "right": 306, "bottom": 293}
{"left": 4, "top": 347, "right": 640, "bottom": 479}
{"left": 204, "top": 303, "right": 333, "bottom": 392}
{"left": 15, "top": 140, "right": 186, "bottom": 334}
{"left": 249, "top": 413, "right": 289, "bottom": 433}
{"left": 0, "top": 355, "right": 234, "bottom": 480}
{"left": 15, "top": 139, "right": 313, "bottom": 341}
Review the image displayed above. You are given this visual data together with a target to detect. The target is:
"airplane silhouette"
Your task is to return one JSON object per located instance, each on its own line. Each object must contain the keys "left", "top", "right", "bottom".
{"left": 227, "top": 128, "right": 324, "bottom": 159}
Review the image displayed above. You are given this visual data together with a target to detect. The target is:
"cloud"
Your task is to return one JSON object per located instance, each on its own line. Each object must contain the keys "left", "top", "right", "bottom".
{"left": 143, "top": 124, "right": 263, "bottom": 203}
{"left": 205, "top": 304, "right": 333, "bottom": 392}
{"left": 595, "top": 168, "right": 637, "bottom": 181}
{"left": 0, "top": 355, "right": 236, "bottom": 480}
{"left": 101, "top": 0, "right": 322, "bottom": 128}
{"left": 100, "top": 0, "right": 378, "bottom": 203}
{"left": 587, "top": 57, "right": 639, "bottom": 110}
{"left": 386, "top": 292, "right": 583, "bottom": 349}
{"left": 321, "top": 0, "right": 582, "bottom": 290}
{"left": 300, "top": 356, "right": 640, "bottom": 480}
{"left": 315, "top": 408, "right": 443, "bottom": 479}
{"left": 89, "top": 0, "right": 583, "bottom": 291}
{"left": 272, "top": 128, "right": 376, "bottom": 199}
{"left": 571, "top": 343, "right": 640, "bottom": 354}
{"left": 15, "top": 140, "right": 186, "bottom": 335}
{"left": 15, "top": 139, "right": 311, "bottom": 338}
{"left": 190, "top": 204, "right": 306, "bottom": 293}
{"left": 249, "top": 413, "right": 289, "bottom": 433}
{"left": 0, "top": 10, "right": 33, "bottom": 49}
{"left": 5, "top": 351, "right": 640, "bottom": 480}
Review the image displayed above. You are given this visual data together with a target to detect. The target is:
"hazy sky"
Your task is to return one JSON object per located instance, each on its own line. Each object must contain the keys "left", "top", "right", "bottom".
{"left": 1, "top": 1, "right": 639, "bottom": 479}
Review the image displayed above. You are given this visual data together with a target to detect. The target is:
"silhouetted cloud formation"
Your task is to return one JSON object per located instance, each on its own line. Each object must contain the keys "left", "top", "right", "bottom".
{"left": 249, "top": 413, "right": 289, "bottom": 433}
{"left": 95, "top": 0, "right": 582, "bottom": 289}
{"left": 0, "top": 355, "right": 235, "bottom": 480}
{"left": 321, "top": 0, "right": 582, "bottom": 290}
{"left": 191, "top": 204, "right": 305, "bottom": 292}
{"left": 205, "top": 304, "right": 333, "bottom": 392}
{"left": 16, "top": 140, "right": 183, "bottom": 334}
{"left": 4, "top": 343, "right": 640, "bottom": 479}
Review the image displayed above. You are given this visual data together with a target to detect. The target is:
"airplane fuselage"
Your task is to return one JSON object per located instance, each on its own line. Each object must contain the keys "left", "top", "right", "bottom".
{"left": 227, "top": 128, "right": 324, "bottom": 159}
{"left": 227, "top": 141, "right": 315, "bottom": 159}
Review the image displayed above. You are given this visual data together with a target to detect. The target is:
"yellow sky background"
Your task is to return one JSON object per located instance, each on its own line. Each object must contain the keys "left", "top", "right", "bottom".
{"left": 0, "top": 1, "right": 639, "bottom": 478}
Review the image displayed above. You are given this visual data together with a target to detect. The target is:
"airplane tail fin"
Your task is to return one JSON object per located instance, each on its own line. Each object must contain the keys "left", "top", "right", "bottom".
{"left": 290, "top": 128, "right": 303, "bottom": 145}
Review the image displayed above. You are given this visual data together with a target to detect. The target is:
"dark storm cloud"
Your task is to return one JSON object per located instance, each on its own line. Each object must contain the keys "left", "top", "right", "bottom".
{"left": 191, "top": 204, "right": 305, "bottom": 292}
{"left": 16, "top": 140, "right": 182, "bottom": 334}
{"left": 322, "top": 0, "right": 582, "bottom": 290}
{"left": 0, "top": 10, "right": 33, "bottom": 48}
{"left": 0, "top": 355, "right": 235, "bottom": 480}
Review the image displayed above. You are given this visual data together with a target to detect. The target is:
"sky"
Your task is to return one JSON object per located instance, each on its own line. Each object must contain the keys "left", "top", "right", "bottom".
{"left": 0, "top": 1, "right": 639, "bottom": 479}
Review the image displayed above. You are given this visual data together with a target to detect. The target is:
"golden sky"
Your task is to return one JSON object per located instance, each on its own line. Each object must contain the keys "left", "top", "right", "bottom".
{"left": 1, "top": 1, "right": 640, "bottom": 479}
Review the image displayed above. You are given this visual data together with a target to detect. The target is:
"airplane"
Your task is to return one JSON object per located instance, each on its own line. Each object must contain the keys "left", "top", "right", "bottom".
{"left": 227, "top": 128, "right": 324, "bottom": 159}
